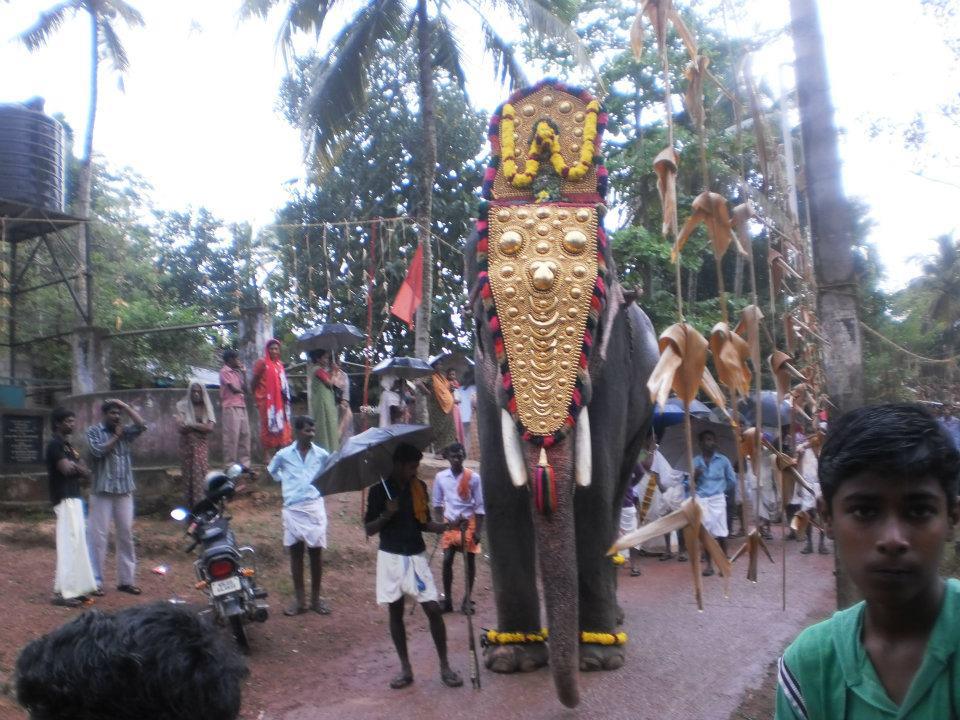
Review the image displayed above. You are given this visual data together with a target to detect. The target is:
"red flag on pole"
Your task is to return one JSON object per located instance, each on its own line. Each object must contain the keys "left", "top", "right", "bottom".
{"left": 390, "top": 243, "right": 424, "bottom": 329}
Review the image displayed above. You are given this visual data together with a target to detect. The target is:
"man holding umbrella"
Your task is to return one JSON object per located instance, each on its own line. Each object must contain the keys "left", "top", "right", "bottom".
{"left": 364, "top": 443, "right": 463, "bottom": 690}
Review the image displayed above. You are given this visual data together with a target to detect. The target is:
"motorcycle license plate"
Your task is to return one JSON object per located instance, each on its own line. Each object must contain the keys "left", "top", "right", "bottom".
{"left": 211, "top": 576, "right": 241, "bottom": 596}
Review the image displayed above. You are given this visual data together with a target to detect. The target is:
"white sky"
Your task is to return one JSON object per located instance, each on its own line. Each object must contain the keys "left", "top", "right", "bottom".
{"left": 1, "top": 0, "right": 958, "bottom": 290}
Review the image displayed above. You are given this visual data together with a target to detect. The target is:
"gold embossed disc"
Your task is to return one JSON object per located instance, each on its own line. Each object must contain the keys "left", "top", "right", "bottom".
{"left": 488, "top": 205, "right": 599, "bottom": 435}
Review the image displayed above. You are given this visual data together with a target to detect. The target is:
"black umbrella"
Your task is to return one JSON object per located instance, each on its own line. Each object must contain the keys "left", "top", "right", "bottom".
{"left": 296, "top": 323, "right": 366, "bottom": 353}
{"left": 738, "top": 391, "right": 792, "bottom": 429}
{"left": 429, "top": 349, "right": 474, "bottom": 378}
{"left": 313, "top": 424, "right": 433, "bottom": 496}
{"left": 659, "top": 416, "right": 739, "bottom": 473}
{"left": 371, "top": 356, "right": 435, "bottom": 380}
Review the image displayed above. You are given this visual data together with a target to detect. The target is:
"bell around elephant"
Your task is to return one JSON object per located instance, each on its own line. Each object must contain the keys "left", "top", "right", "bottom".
{"left": 464, "top": 80, "right": 660, "bottom": 708}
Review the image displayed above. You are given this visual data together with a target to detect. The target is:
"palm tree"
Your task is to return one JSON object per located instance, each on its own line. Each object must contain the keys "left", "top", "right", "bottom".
{"left": 241, "top": 0, "right": 588, "bottom": 360}
{"left": 912, "top": 235, "right": 960, "bottom": 378}
{"left": 18, "top": 1, "right": 144, "bottom": 391}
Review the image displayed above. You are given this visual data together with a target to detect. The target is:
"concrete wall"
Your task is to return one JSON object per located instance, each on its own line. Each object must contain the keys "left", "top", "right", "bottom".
{"left": 59, "top": 389, "right": 236, "bottom": 468}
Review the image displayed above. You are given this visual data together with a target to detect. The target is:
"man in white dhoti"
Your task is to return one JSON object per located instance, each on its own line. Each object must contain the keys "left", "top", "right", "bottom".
{"left": 364, "top": 443, "right": 463, "bottom": 690}
{"left": 796, "top": 435, "right": 828, "bottom": 555}
{"left": 692, "top": 429, "right": 737, "bottom": 577}
{"left": 45, "top": 407, "right": 98, "bottom": 607}
{"left": 644, "top": 441, "right": 688, "bottom": 561}
{"left": 268, "top": 416, "right": 332, "bottom": 616}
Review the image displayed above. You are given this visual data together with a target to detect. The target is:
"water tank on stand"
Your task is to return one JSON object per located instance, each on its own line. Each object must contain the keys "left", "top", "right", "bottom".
{"left": 0, "top": 98, "right": 66, "bottom": 212}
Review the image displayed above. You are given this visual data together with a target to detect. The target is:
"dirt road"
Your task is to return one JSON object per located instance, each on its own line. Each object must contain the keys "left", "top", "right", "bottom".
{"left": 0, "top": 486, "right": 835, "bottom": 720}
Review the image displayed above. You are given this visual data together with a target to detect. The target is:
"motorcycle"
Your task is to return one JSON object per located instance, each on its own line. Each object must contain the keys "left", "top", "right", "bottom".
{"left": 170, "top": 465, "right": 268, "bottom": 652}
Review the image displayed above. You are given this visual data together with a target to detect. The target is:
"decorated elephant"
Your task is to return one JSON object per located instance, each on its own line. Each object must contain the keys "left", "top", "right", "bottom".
{"left": 464, "top": 80, "right": 659, "bottom": 708}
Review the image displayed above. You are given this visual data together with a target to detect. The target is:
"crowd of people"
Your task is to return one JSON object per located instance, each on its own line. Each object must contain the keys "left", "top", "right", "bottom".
{"left": 23, "top": 350, "right": 960, "bottom": 720}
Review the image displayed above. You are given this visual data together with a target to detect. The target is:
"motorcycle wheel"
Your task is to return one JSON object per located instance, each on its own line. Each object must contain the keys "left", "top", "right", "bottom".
{"left": 229, "top": 615, "right": 250, "bottom": 653}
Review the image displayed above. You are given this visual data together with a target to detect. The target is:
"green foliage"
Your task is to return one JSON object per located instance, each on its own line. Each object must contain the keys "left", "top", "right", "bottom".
{"left": 268, "top": 42, "right": 485, "bottom": 364}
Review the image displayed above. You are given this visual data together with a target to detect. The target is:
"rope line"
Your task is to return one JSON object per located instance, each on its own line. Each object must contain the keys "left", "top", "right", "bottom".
{"left": 859, "top": 320, "right": 960, "bottom": 365}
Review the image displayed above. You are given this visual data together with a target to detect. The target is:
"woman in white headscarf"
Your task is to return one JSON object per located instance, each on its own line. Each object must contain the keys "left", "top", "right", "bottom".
{"left": 175, "top": 381, "right": 216, "bottom": 507}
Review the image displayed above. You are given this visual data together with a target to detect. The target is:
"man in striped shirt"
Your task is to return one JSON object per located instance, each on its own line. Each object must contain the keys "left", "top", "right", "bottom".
{"left": 86, "top": 398, "right": 147, "bottom": 596}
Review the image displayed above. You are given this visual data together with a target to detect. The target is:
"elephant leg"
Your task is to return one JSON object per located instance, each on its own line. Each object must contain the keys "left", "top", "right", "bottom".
{"left": 476, "top": 388, "right": 546, "bottom": 674}
{"left": 575, "top": 308, "right": 654, "bottom": 672}
{"left": 574, "top": 456, "right": 626, "bottom": 672}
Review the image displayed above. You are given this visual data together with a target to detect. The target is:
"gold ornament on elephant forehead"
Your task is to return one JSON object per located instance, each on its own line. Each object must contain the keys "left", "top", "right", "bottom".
{"left": 487, "top": 205, "right": 599, "bottom": 436}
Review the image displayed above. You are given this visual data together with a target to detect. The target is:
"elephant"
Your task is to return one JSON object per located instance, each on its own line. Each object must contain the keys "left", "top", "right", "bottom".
{"left": 464, "top": 223, "right": 660, "bottom": 708}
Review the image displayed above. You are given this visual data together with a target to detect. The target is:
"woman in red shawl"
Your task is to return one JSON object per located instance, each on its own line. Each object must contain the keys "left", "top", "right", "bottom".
{"left": 252, "top": 339, "right": 292, "bottom": 461}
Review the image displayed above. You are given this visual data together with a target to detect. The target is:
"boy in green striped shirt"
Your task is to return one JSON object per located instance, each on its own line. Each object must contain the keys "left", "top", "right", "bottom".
{"left": 776, "top": 404, "right": 960, "bottom": 720}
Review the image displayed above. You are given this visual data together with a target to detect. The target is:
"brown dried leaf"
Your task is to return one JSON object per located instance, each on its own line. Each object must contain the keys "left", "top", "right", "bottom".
{"left": 668, "top": 6, "right": 698, "bottom": 58}
{"left": 654, "top": 147, "right": 679, "bottom": 238}
{"left": 784, "top": 313, "right": 797, "bottom": 354}
{"left": 743, "top": 58, "right": 771, "bottom": 193}
{"left": 768, "top": 350, "right": 805, "bottom": 406}
{"left": 769, "top": 248, "right": 803, "bottom": 295}
{"left": 730, "top": 202, "right": 753, "bottom": 257}
{"left": 674, "top": 192, "right": 737, "bottom": 262}
{"left": 731, "top": 528, "right": 775, "bottom": 582}
{"left": 734, "top": 305, "right": 764, "bottom": 370}
{"left": 630, "top": 11, "right": 644, "bottom": 61}
{"left": 700, "top": 367, "right": 728, "bottom": 412}
{"left": 646, "top": 342, "right": 683, "bottom": 410}
{"left": 710, "top": 322, "right": 752, "bottom": 398}
{"left": 642, "top": 0, "right": 673, "bottom": 53}
{"left": 684, "top": 55, "right": 709, "bottom": 131}
{"left": 659, "top": 323, "right": 709, "bottom": 407}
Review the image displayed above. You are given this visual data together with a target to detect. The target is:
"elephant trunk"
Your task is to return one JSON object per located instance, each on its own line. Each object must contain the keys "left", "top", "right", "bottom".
{"left": 527, "top": 442, "right": 579, "bottom": 708}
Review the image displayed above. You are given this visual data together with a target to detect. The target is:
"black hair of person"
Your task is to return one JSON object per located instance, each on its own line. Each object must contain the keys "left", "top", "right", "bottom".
{"left": 50, "top": 407, "right": 75, "bottom": 429}
{"left": 393, "top": 442, "right": 423, "bottom": 464}
{"left": 100, "top": 399, "right": 122, "bottom": 413}
{"left": 222, "top": 348, "right": 239, "bottom": 362}
{"left": 16, "top": 603, "right": 247, "bottom": 720}
{"left": 293, "top": 415, "right": 316, "bottom": 432}
{"left": 818, "top": 403, "right": 960, "bottom": 507}
{"left": 698, "top": 429, "right": 716, "bottom": 442}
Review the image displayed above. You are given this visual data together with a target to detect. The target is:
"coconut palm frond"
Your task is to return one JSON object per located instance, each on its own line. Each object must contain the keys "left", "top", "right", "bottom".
{"left": 480, "top": 19, "right": 528, "bottom": 90}
{"left": 104, "top": 0, "right": 145, "bottom": 27}
{"left": 278, "top": 0, "right": 344, "bottom": 58}
{"left": 430, "top": 15, "right": 466, "bottom": 92}
{"left": 301, "top": 0, "right": 408, "bottom": 169}
{"left": 99, "top": 21, "right": 131, "bottom": 73}
{"left": 17, "top": 1, "right": 77, "bottom": 51}
{"left": 238, "top": 0, "right": 281, "bottom": 20}
{"left": 504, "top": 0, "right": 597, "bottom": 83}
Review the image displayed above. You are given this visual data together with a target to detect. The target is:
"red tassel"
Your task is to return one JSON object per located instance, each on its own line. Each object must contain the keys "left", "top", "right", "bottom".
{"left": 533, "top": 449, "right": 557, "bottom": 515}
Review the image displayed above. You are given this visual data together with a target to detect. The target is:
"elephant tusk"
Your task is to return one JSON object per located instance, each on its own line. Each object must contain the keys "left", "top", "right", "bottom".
{"left": 501, "top": 408, "right": 528, "bottom": 487}
{"left": 575, "top": 407, "right": 592, "bottom": 487}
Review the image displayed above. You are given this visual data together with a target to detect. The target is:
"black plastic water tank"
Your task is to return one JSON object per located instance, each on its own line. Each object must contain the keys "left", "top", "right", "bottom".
{"left": 0, "top": 98, "right": 66, "bottom": 212}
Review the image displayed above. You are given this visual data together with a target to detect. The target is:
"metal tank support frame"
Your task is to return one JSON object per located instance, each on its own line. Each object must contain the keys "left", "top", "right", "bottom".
{"left": 0, "top": 197, "right": 89, "bottom": 389}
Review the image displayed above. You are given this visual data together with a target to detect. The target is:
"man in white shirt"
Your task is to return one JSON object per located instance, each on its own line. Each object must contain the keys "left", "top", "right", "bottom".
{"left": 432, "top": 442, "right": 484, "bottom": 615}
{"left": 267, "top": 416, "right": 331, "bottom": 616}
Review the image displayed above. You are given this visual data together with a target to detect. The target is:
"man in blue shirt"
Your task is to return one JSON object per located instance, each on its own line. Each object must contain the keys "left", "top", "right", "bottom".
{"left": 267, "top": 415, "right": 331, "bottom": 616}
{"left": 692, "top": 429, "right": 736, "bottom": 577}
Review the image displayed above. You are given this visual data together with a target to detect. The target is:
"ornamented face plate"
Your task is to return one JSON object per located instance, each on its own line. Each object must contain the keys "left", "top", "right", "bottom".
{"left": 487, "top": 204, "right": 599, "bottom": 436}
{"left": 492, "top": 86, "right": 599, "bottom": 201}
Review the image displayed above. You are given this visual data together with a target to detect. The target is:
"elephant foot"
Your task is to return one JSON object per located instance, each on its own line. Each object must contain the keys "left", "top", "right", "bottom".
{"left": 579, "top": 643, "right": 626, "bottom": 672}
{"left": 484, "top": 642, "right": 548, "bottom": 673}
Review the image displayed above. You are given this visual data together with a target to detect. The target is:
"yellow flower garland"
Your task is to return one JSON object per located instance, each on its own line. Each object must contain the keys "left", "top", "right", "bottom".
{"left": 484, "top": 629, "right": 549, "bottom": 645}
{"left": 500, "top": 101, "right": 599, "bottom": 189}
{"left": 580, "top": 631, "right": 628, "bottom": 646}
{"left": 611, "top": 553, "right": 626, "bottom": 566}
{"left": 483, "top": 628, "right": 627, "bottom": 646}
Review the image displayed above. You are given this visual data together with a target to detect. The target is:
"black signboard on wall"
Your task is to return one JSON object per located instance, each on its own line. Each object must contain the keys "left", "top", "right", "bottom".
{"left": 2, "top": 414, "right": 44, "bottom": 465}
